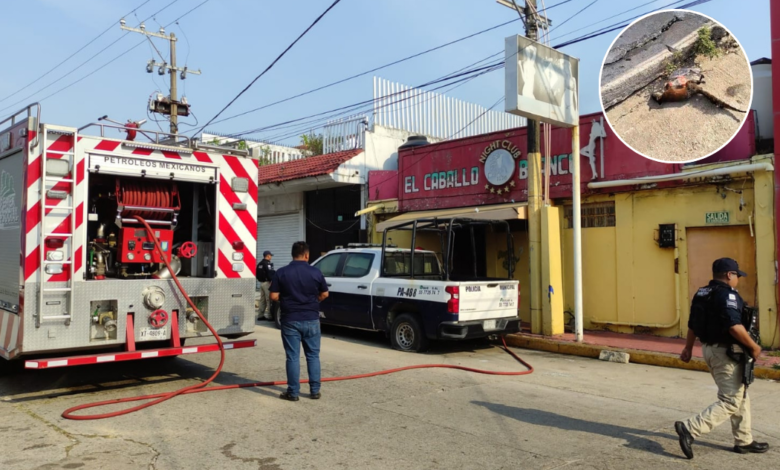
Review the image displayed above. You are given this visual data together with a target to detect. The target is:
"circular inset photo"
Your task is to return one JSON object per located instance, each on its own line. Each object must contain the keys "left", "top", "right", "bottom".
{"left": 599, "top": 9, "right": 752, "bottom": 163}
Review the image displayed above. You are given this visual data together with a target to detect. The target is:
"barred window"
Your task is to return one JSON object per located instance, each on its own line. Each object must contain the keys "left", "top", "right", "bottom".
{"left": 564, "top": 202, "right": 616, "bottom": 229}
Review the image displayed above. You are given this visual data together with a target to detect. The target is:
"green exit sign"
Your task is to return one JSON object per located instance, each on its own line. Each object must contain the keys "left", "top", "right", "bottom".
{"left": 705, "top": 211, "right": 729, "bottom": 224}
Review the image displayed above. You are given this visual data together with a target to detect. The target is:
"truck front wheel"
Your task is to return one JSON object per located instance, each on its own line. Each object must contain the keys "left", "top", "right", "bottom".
{"left": 390, "top": 314, "right": 428, "bottom": 352}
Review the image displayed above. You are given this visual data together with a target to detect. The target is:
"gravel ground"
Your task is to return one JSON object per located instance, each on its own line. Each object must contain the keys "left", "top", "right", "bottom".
{"left": 606, "top": 50, "right": 751, "bottom": 163}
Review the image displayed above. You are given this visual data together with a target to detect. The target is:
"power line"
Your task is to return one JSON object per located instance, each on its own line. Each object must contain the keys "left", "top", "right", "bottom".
{"left": 206, "top": 0, "right": 700, "bottom": 140}
{"left": 0, "top": 0, "right": 211, "bottom": 116}
{"left": 0, "top": 0, "right": 152, "bottom": 105}
{"left": 550, "top": 0, "right": 702, "bottom": 43}
{"left": 260, "top": 67, "right": 498, "bottom": 143}
{"left": 230, "top": 63, "right": 501, "bottom": 139}
{"left": 0, "top": 0, "right": 183, "bottom": 114}
{"left": 200, "top": 0, "right": 575, "bottom": 130}
{"left": 202, "top": 17, "right": 520, "bottom": 129}
{"left": 362, "top": 0, "right": 718, "bottom": 201}
{"left": 547, "top": 0, "right": 600, "bottom": 36}
{"left": 194, "top": 0, "right": 344, "bottom": 136}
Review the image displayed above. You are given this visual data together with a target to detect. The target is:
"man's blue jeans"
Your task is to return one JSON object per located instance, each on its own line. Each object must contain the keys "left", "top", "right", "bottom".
{"left": 280, "top": 320, "right": 321, "bottom": 397}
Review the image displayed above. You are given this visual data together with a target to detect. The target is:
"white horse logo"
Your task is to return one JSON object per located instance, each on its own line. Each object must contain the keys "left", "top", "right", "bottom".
{"left": 580, "top": 120, "right": 606, "bottom": 180}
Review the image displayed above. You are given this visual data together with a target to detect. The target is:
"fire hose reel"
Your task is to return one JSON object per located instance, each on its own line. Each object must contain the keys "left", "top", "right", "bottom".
{"left": 149, "top": 309, "right": 169, "bottom": 328}
{"left": 142, "top": 285, "right": 166, "bottom": 310}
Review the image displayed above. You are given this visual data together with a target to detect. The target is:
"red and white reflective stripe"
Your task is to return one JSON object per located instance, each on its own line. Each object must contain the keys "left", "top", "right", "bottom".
{"left": 214, "top": 154, "right": 258, "bottom": 279}
{"left": 23, "top": 134, "right": 259, "bottom": 282}
{"left": 24, "top": 339, "right": 257, "bottom": 369}
{"left": 24, "top": 133, "right": 87, "bottom": 282}
{"left": 0, "top": 310, "right": 21, "bottom": 359}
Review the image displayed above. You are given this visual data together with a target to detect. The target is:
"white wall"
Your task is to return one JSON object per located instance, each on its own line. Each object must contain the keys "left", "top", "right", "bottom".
{"left": 257, "top": 192, "right": 304, "bottom": 217}
{"left": 751, "top": 63, "right": 773, "bottom": 140}
{"left": 363, "top": 124, "right": 443, "bottom": 172}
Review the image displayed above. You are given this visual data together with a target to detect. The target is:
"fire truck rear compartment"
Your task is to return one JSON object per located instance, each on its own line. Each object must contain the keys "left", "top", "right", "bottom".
{"left": 25, "top": 171, "right": 252, "bottom": 355}
{"left": 85, "top": 174, "right": 217, "bottom": 281}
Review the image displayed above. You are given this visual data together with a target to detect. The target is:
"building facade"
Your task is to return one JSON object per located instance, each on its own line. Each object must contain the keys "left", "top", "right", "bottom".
{"left": 366, "top": 110, "right": 778, "bottom": 348}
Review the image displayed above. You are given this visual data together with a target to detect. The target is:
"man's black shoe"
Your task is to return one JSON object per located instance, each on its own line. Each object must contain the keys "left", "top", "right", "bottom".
{"left": 310, "top": 392, "right": 321, "bottom": 400}
{"left": 675, "top": 421, "right": 694, "bottom": 459}
{"left": 734, "top": 441, "right": 769, "bottom": 454}
{"left": 279, "top": 392, "right": 299, "bottom": 402}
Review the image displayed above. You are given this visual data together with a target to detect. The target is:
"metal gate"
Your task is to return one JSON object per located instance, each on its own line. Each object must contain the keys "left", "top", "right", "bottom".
{"left": 257, "top": 212, "right": 303, "bottom": 271}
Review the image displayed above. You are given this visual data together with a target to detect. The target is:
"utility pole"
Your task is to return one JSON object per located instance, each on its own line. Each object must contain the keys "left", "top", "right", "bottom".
{"left": 499, "top": 0, "right": 545, "bottom": 334}
{"left": 523, "top": 0, "right": 544, "bottom": 335}
{"left": 120, "top": 19, "right": 201, "bottom": 134}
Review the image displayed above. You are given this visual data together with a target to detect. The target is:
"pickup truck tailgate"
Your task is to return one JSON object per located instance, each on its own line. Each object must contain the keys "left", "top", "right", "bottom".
{"left": 457, "top": 281, "right": 519, "bottom": 321}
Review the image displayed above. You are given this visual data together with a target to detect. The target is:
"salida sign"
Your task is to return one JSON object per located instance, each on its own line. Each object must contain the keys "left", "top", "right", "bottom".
{"left": 399, "top": 117, "right": 611, "bottom": 210}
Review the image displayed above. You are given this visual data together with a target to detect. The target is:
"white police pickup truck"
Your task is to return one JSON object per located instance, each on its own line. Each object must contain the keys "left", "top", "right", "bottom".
{"left": 290, "top": 244, "right": 520, "bottom": 352}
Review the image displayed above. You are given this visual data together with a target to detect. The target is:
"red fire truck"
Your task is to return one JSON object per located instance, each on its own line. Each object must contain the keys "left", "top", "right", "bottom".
{"left": 0, "top": 103, "right": 258, "bottom": 369}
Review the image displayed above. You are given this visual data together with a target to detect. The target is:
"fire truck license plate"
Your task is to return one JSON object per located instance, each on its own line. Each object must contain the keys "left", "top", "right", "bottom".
{"left": 483, "top": 320, "right": 497, "bottom": 331}
{"left": 139, "top": 327, "right": 167, "bottom": 339}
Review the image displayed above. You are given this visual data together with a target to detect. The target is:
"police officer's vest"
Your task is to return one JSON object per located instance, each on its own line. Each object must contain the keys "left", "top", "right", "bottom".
{"left": 689, "top": 284, "right": 726, "bottom": 344}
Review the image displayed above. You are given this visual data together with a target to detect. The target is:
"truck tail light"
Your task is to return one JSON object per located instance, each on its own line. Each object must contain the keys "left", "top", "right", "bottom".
{"left": 445, "top": 285, "right": 459, "bottom": 314}
{"left": 46, "top": 238, "right": 65, "bottom": 249}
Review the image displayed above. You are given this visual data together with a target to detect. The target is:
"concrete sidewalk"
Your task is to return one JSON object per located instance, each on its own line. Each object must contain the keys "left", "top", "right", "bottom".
{"left": 505, "top": 330, "right": 780, "bottom": 380}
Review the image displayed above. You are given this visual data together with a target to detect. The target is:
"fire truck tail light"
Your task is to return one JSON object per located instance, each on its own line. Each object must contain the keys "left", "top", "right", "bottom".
{"left": 445, "top": 285, "right": 460, "bottom": 314}
{"left": 231, "top": 177, "right": 249, "bottom": 192}
{"left": 232, "top": 252, "right": 244, "bottom": 261}
{"left": 45, "top": 238, "right": 65, "bottom": 249}
{"left": 47, "top": 250, "right": 64, "bottom": 261}
{"left": 232, "top": 241, "right": 244, "bottom": 250}
{"left": 232, "top": 263, "right": 244, "bottom": 272}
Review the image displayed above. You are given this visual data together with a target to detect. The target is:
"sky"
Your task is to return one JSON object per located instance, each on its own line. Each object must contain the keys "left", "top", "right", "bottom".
{"left": 0, "top": 0, "right": 772, "bottom": 147}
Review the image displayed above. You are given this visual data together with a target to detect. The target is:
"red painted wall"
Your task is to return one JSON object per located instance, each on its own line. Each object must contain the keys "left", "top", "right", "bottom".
{"left": 368, "top": 170, "right": 399, "bottom": 201}
{"left": 388, "top": 111, "right": 756, "bottom": 212}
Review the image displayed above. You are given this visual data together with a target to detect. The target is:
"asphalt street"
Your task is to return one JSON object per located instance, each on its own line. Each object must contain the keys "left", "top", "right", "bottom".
{"left": 1, "top": 322, "right": 779, "bottom": 470}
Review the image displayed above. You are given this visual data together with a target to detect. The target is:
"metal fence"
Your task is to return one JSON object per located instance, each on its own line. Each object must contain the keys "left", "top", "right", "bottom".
{"left": 323, "top": 114, "right": 367, "bottom": 154}
{"left": 202, "top": 132, "right": 307, "bottom": 164}
{"left": 372, "top": 76, "right": 525, "bottom": 140}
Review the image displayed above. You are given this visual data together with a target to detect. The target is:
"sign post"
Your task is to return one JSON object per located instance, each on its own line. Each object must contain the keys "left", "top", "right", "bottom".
{"left": 505, "top": 34, "right": 582, "bottom": 341}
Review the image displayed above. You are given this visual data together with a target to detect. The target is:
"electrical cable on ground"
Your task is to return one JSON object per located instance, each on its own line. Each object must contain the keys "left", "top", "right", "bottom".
{"left": 60, "top": 216, "right": 533, "bottom": 420}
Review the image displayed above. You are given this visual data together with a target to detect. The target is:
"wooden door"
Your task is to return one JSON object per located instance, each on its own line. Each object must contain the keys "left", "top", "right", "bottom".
{"left": 686, "top": 226, "right": 757, "bottom": 307}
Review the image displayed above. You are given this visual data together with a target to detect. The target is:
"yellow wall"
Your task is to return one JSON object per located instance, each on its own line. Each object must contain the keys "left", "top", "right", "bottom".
{"left": 561, "top": 171, "right": 778, "bottom": 347}
{"left": 368, "top": 167, "right": 778, "bottom": 347}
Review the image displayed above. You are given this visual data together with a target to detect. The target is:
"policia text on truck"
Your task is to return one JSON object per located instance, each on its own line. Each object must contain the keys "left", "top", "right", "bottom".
{"left": 674, "top": 258, "right": 768, "bottom": 459}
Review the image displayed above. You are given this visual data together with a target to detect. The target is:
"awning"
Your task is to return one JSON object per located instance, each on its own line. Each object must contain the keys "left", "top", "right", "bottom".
{"left": 375, "top": 202, "right": 527, "bottom": 232}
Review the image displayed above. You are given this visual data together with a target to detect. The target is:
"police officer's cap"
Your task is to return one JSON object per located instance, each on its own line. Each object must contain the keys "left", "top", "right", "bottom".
{"left": 263, "top": 251, "right": 274, "bottom": 257}
{"left": 712, "top": 258, "right": 747, "bottom": 277}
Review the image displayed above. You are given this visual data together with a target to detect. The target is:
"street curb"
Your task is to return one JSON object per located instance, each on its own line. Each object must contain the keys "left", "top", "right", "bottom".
{"left": 503, "top": 334, "right": 780, "bottom": 381}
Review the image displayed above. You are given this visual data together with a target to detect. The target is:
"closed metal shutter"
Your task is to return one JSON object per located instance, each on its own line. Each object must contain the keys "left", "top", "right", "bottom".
{"left": 257, "top": 212, "right": 302, "bottom": 271}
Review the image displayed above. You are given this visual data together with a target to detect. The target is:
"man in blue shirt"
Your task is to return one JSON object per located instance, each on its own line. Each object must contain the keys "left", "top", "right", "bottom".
{"left": 270, "top": 241, "right": 329, "bottom": 401}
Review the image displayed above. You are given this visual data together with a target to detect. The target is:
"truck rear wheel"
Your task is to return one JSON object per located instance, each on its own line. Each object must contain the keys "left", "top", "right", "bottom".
{"left": 390, "top": 314, "right": 428, "bottom": 353}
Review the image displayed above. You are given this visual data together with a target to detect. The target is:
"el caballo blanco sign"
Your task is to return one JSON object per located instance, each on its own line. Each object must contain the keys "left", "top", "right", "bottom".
{"left": 403, "top": 123, "right": 606, "bottom": 195}
{"left": 88, "top": 154, "right": 217, "bottom": 183}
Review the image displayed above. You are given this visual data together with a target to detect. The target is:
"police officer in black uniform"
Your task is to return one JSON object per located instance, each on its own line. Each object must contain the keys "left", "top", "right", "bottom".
{"left": 675, "top": 258, "right": 768, "bottom": 459}
{"left": 256, "top": 251, "right": 275, "bottom": 321}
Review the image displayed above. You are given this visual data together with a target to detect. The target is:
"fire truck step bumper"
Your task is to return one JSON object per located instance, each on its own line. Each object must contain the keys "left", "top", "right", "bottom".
{"left": 24, "top": 339, "right": 257, "bottom": 369}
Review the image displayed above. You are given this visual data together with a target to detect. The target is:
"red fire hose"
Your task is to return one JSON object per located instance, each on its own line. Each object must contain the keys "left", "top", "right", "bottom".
{"left": 62, "top": 216, "right": 533, "bottom": 420}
